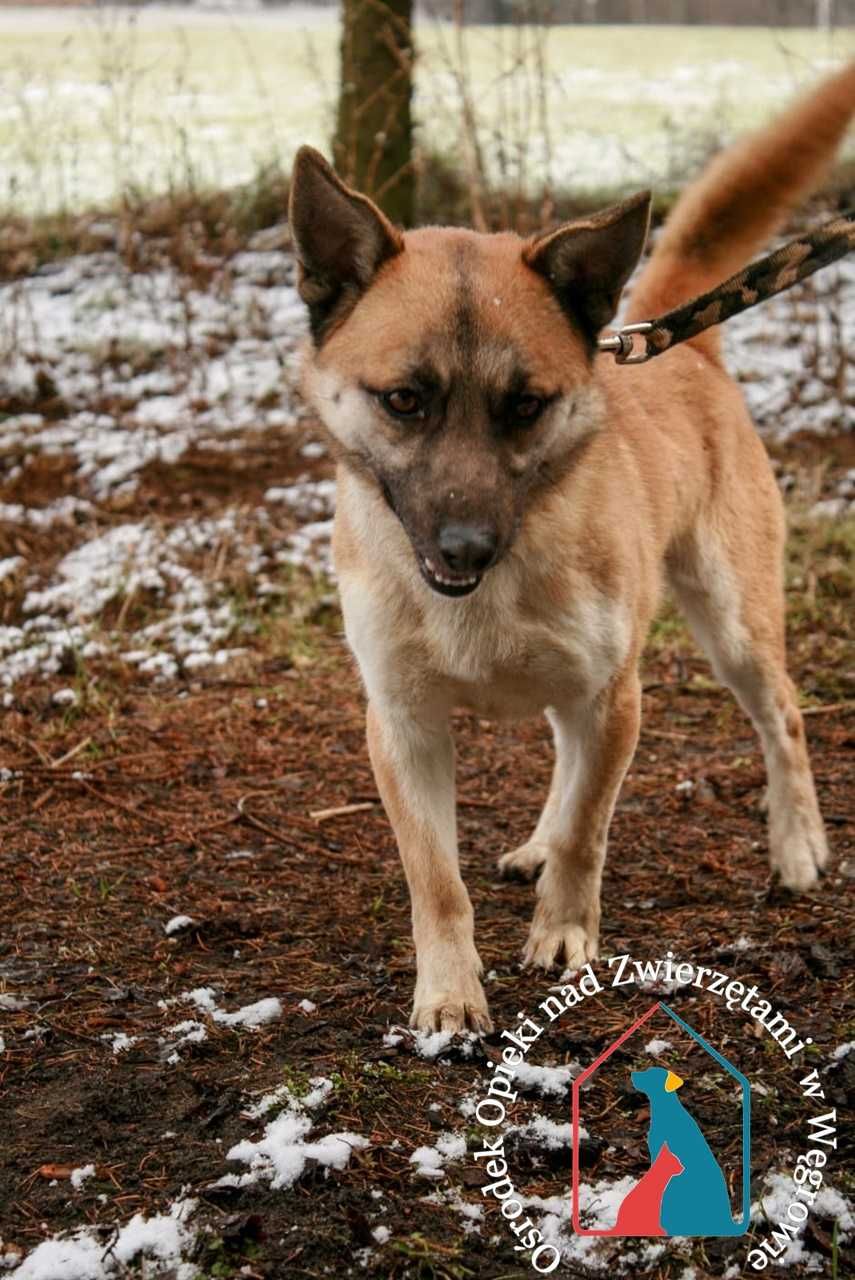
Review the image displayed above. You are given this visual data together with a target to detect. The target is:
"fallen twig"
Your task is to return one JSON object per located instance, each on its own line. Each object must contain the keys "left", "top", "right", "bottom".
{"left": 310, "top": 801, "right": 375, "bottom": 822}
{"left": 50, "top": 737, "right": 92, "bottom": 769}
{"left": 237, "top": 792, "right": 363, "bottom": 866}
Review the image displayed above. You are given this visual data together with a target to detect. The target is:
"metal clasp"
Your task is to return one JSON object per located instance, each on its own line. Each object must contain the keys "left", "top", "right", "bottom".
{"left": 597, "top": 321, "right": 653, "bottom": 365}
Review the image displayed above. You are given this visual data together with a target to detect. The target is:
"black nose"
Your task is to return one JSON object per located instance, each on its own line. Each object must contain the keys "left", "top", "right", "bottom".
{"left": 437, "top": 523, "right": 497, "bottom": 575}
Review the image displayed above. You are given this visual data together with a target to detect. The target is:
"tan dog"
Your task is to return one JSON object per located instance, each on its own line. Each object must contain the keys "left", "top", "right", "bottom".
{"left": 289, "top": 64, "right": 854, "bottom": 1033}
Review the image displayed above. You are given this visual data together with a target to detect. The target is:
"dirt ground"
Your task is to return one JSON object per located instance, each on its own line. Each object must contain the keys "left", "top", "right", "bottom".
{"left": 1, "top": 405, "right": 853, "bottom": 1278}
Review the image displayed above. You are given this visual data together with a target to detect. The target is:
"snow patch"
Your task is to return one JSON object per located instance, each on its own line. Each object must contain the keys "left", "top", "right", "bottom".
{"left": 164, "top": 915, "right": 194, "bottom": 935}
{"left": 220, "top": 1077, "right": 367, "bottom": 1191}
{"left": 8, "top": 1198, "right": 197, "bottom": 1280}
{"left": 176, "top": 986, "right": 283, "bottom": 1028}
{"left": 409, "top": 1132, "right": 467, "bottom": 1180}
{"left": 69, "top": 1165, "right": 95, "bottom": 1191}
{"left": 751, "top": 1170, "right": 853, "bottom": 1267}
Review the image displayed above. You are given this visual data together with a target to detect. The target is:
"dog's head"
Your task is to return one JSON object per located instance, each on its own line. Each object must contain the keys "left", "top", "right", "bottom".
{"left": 289, "top": 148, "right": 650, "bottom": 598}
{"left": 631, "top": 1066, "right": 685, "bottom": 1098}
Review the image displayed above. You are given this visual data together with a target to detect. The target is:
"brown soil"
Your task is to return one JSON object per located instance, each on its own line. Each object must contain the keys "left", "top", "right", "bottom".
{"left": 0, "top": 431, "right": 852, "bottom": 1280}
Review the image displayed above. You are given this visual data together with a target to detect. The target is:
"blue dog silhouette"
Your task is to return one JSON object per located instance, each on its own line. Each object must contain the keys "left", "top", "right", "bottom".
{"left": 631, "top": 1066, "right": 737, "bottom": 1235}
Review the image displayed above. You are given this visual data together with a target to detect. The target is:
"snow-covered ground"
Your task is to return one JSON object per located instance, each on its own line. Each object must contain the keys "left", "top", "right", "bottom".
{"left": 0, "top": 238, "right": 851, "bottom": 694}
{"left": 0, "top": 9, "right": 852, "bottom": 216}
{"left": 3, "top": 1073, "right": 369, "bottom": 1279}
{"left": 3, "top": 1022, "right": 853, "bottom": 1276}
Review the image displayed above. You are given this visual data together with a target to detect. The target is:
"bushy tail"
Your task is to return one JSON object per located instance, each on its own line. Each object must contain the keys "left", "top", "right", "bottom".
{"left": 625, "top": 61, "right": 855, "bottom": 358}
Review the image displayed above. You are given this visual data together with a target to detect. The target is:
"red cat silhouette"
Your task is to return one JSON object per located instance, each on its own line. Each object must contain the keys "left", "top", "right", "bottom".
{"left": 599, "top": 1144, "right": 684, "bottom": 1237}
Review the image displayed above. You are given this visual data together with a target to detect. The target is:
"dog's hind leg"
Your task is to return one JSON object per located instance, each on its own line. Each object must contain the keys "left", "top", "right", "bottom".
{"left": 668, "top": 498, "right": 828, "bottom": 892}
{"left": 366, "top": 702, "right": 492, "bottom": 1033}
{"left": 497, "top": 713, "right": 564, "bottom": 882}
{"left": 522, "top": 667, "right": 641, "bottom": 970}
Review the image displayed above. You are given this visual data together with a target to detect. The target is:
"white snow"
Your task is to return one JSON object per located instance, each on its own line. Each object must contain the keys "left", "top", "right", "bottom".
{"left": 264, "top": 479, "right": 335, "bottom": 519}
{"left": 164, "top": 915, "right": 194, "bottom": 935}
{"left": 221, "top": 1077, "right": 368, "bottom": 1191}
{"left": 166, "top": 1020, "right": 208, "bottom": 1046}
{"left": 0, "top": 248, "right": 329, "bottom": 691}
{"left": 509, "top": 1059, "right": 579, "bottom": 1098}
{"left": 507, "top": 1114, "right": 581, "bottom": 1150}
{"left": 298, "top": 998, "right": 317, "bottom": 1013}
{"left": 412, "top": 1029, "right": 456, "bottom": 1060}
{"left": 639, "top": 967, "right": 697, "bottom": 995}
{"left": 243, "top": 1077, "right": 332, "bottom": 1121}
{"left": 0, "top": 235, "right": 850, "bottom": 697}
{"left": 0, "top": 994, "right": 30, "bottom": 1011}
{"left": 751, "top": 1170, "right": 854, "bottom": 1267}
{"left": 0, "top": 556, "right": 23, "bottom": 583}
{"left": 8, "top": 1198, "right": 198, "bottom": 1280}
{"left": 102, "top": 1032, "right": 138, "bottom": 1055}
{"left": 69, "top": 1165, "right": 95, "bottom": 1191}
{"left": 409, "top": 1028, "right": 479, "bottom": 1060}
{"left": 526, "top": 1179, "right": 635, "bottom": 1263}
{"left": 409, "top": 1132, "right": 467, "bottom": 1180}
{"left": 176, "top": 986, "right": 283, "bottom": 1028}
{"left": 644, "top": 1038, "right": 673, "bottom": 1057}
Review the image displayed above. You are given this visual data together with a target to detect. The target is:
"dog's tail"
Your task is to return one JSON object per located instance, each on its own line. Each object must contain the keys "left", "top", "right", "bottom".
{"left": 625, "top": 61, "right": 855, "bottom": 360}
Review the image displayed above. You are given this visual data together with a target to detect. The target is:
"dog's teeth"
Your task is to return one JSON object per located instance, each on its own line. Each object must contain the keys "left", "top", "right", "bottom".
{"left": 422, "top": 556, "right": 478, "bottom": 590}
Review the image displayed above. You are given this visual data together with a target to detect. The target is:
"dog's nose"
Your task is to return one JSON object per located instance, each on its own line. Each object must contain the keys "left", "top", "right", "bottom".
{"left": 437, "top": 523, "right": 497, "bottom": 575}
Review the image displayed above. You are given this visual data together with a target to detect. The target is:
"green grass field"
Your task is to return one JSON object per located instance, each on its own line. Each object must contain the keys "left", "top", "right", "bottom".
{"left": 0, "top": 8, "right": 853, "bottom": 215}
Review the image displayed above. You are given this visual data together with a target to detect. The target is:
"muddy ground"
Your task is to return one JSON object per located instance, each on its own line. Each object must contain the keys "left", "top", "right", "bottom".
{"left": 0, "top": 226, "right": 853, "bottom": 1278}
{"left": 1, "top": 438, "right": 852, "bottom": 1280}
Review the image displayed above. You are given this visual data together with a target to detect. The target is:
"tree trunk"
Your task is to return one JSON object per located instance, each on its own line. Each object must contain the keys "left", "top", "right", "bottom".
{"left": 334, "top": 0, "right": 415, "bottom": 227}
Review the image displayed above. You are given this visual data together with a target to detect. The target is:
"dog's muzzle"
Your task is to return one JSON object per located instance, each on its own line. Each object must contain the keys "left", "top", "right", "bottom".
{"left": 418, "top": 522, "right": 498, "bottom": 598}
{"left": 418, "top": 553, "right": 482, "bottom": 597}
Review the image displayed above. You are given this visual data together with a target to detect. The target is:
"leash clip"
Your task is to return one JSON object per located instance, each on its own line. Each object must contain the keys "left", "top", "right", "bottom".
{"left": 598, "top": 322, "right": 653, "bottom": 365}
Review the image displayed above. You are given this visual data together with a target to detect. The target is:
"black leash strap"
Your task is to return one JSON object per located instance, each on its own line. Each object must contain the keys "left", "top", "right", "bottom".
{"left": 599, "top": 208, "right": 855, "bottom": 365}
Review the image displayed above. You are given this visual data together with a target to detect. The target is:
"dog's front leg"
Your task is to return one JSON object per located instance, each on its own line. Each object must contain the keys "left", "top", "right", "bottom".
{"left": 366, "top": 702, "right": 491, "bottom": 1034}
{"left": 523, "top": 667, "right": 641, "bottom": 971}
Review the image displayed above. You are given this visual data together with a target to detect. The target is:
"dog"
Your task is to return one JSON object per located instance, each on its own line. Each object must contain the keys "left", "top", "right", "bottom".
{"left": 289, "top": 63, "right": 853, "bottom": 1033}
{"left": 631, "top": 1066, "right": 737, "bottom": 1235}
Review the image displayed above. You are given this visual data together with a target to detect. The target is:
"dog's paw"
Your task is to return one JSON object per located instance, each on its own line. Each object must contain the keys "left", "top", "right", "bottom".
{"left": 522, "top": 903, "right": 598, "bottom": 971}
{"left": 410, "top": 993, "right": 493, "bottom": 1035}
{"left": 770, "top": 822, "right": 829, "bottom": 891}
{"left": 497, "top": 840, "right": 549, "bottom": 882}
{"left": 411, "top": 945, "right": 492, "bottom": 1034}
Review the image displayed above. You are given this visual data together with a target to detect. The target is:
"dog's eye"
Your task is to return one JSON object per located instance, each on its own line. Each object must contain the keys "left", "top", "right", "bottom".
{"left": 509, "top": 394, "right": 544, "bottom": 424}
{"left": 380, "top": 388, "right": 422, "bottom": 419}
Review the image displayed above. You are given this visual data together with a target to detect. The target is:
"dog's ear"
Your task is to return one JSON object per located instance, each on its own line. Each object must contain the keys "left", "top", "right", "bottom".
{"left": 288, "top": 147, "right": 403, "bottom": 341}
{"left": 523, "top": 191, "right": 651, "bottom": 342}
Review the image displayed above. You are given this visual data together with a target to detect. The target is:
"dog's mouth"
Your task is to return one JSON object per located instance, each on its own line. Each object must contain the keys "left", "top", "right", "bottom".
{"left": 417, "top": 554, "right": 482, "bottom": 598}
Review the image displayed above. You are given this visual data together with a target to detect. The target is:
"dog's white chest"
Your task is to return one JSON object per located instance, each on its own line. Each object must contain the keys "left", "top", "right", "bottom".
{"left": 337, "top": 530, "right": 631, "bottom": 721}
{"left": 422, "top": 582, "right": 630, "bottom": 718}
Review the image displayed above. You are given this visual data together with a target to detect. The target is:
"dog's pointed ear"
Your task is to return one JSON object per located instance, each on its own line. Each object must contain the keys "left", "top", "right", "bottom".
{"left": 523, "top": 191, "right": 651, "bottom": 342}
{"left": 288, "top": 146, "right": 404, "bottom": 340}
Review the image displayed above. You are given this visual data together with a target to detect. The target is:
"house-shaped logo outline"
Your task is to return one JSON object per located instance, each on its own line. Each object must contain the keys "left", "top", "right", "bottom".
{"left": 571, "top": 1000, "right": 751, "bottom": 1237}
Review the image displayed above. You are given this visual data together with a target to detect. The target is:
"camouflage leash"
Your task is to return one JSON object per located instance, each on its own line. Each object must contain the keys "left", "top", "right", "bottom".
{"left": 598, "top": 207, "right": 855, "bottom": 365}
